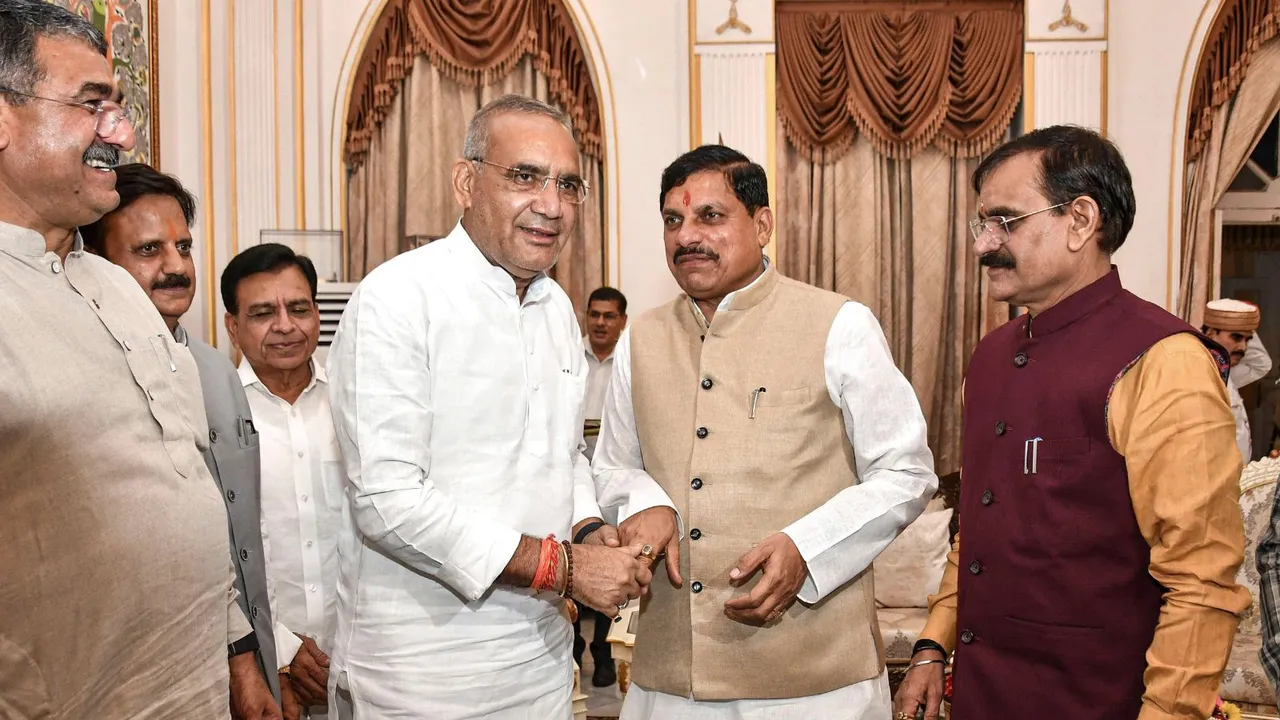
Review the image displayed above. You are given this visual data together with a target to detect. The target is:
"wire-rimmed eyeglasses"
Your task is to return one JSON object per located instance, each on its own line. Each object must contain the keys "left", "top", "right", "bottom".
{"left": 968, "top": 202, "right": 1070, "bottom": 243}
{"left": 469, "top": 158, "right": 590, "bottom": 205}
{"left": 0, "top": 86, "right": 132, "bottom": 137}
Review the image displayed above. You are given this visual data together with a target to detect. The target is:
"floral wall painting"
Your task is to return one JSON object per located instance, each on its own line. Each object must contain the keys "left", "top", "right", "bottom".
{"left": 48, "top": 0, "right": 160, "bottom": 166}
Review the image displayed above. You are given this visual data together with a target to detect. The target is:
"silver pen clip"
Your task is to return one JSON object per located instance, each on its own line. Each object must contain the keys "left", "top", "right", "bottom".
{"left": 1023, "top": 437, "right": 1043, "bottom": 475}
{"left": 749, "top": 387, "right": 767, "bottom": 420}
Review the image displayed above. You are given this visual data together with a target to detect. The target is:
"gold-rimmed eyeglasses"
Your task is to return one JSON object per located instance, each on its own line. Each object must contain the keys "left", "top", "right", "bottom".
{"left": 0, "top": 87, "right": 132, "bottom": 137}
{"left": 968, "top": 202, "right": 1071, "bottom": 243}
{"left": 469, "top": 158, "right": 590, "bottom": 205}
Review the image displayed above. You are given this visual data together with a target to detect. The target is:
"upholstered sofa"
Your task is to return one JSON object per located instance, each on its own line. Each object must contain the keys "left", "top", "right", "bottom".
{"left": 1223, "top": 456, "right": 1280, "bottom": 719}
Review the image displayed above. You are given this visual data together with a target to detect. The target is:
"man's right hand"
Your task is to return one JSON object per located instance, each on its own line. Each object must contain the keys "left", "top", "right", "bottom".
{"left": 892, "top": 650, "right": 946, "bottom": 720}
{"left": 288, "top": 634, "right": 330, "bottom": 708}
{"left": 278, "top": 673, "right": 300, "bottom": 720}
{"left": 569, "top": 544, "right": 652, "bottom": 617}
{"left": 619, "top": 506, "right": 682, "bottom": 586}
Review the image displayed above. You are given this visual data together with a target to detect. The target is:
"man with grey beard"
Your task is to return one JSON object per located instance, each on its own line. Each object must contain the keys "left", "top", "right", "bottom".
{"left": 0, "top": 3, "right": 261, "bottom": 717}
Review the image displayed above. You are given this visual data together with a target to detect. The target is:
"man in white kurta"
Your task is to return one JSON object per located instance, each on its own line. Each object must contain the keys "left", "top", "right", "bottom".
{"left": 325, "top": 95, "right": 648, "bottom": 718}
{"left": 596, "top": 145, "right": 938, "bottom": 719}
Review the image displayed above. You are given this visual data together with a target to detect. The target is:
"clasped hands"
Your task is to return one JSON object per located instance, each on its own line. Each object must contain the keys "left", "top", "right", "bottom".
{"left": 581, "top": 507, "right": 809, "bottom": 626}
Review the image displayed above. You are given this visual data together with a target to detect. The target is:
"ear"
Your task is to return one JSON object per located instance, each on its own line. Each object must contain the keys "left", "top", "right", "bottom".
{"left": 754, "top": 207, "right": 774, "bottom": 250}
{"left": 224, "top": 312, "right": 240, "bottom": 351}
{"left": 451, "top": 159, "right": 477, "bottom": 210}
{"left": 0, "top": 105, "right": 11, "bottom": 151}
{"left": 1065, "top": 196, "right": 1101, "bottom": 253}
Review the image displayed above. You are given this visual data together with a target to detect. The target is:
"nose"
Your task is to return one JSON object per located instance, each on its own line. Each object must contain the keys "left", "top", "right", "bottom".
{"left": 269, "top": 307, "right": 297, "bottom": 335}
{"left": 972, "top": 229, "right": 1003, "bottom": 256}
{"left": 158, "top": 243, "right": 185, "bottom": 275}
{"left": 529, "top": 178, "right": 564, "bottom": 219}
{"left": 103, "top": 115, "right": 136, "bottom": 152}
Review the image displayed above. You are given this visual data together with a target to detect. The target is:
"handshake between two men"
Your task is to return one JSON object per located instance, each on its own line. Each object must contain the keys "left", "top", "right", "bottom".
{"left": 565, "top": 506, "right": 811, "bottom": 626}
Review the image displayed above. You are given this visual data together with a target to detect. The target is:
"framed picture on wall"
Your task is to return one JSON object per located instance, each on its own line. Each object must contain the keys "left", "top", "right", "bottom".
{"left": 48, "top": 0, "right": 160, "bottom": 166}
{"left": 260, "top": 230, "right": 346, "bottom": 284}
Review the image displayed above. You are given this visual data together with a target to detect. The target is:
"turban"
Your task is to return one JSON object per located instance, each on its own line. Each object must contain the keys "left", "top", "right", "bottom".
{"left": 1203, "top": 298, "right": 1260, "bottom": 332}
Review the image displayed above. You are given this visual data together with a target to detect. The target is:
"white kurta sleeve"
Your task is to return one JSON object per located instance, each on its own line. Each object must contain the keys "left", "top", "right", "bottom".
{"left": 258, "top": 517, "right": 303, "bottom": 667}
{"left": 568, "top": 333, "right": 604, "bottom": 527}
{"left": 782, "top": 302, "right": 938, "bottom": 604}
{"left": 326, "top": 281, "right": 522, "bottom": 603}
{"left": 591, "top": 329, "right": 683, "bottom": 533}
{"left": 1231, "top": 333, "right": 1272, "bottom": 388}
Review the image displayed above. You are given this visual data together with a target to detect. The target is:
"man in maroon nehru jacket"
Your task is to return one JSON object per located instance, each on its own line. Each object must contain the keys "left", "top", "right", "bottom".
{"left": 894, "top": 125, "right": 1249, "bottom": 720}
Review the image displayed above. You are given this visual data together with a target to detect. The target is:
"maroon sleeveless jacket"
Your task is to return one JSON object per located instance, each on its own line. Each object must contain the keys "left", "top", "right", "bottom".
{"left": 950, "top": 269, "right": 1228, "bottom": 719}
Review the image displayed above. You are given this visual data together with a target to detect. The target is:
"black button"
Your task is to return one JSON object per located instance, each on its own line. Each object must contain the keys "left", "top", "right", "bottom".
{"left": 691, "top": 581, "right": 703, "bottom": 593}
{"left": 969, "top": 561, "right": 982, "bottom": 575}
{"left": 226, "top": 489, "right": 237, "bottom": 502}
{"left": 209, "top": 429, "right": 219, "bottom": 443}
{"left": 960, "top": 629, "right": 974, "bottom": 644}
{"left": 981, "top": 490, "right": 994, "bottom": 506}
{"left": 995, "top": 421, "right": 1006, "bottom": 436}
{"left": 691, "top": 477, "right": 703, "bottom": 490}
{"left": 701, "top": 378, "right": 713, "bottom": 390}
{"left": 1013, "top": 352, "right": 1028, "bottom": 368}
{"left": 690, "top": 528, "right": 702, "bottom": 540}
{"left": 696, "top": 427, "right": 708, "bottom": 439}
{"left": 251, "top": 605, "right": 260, "bottom": 619}
{"left": 240, "top": 548, "right": 250, "bottom": 561}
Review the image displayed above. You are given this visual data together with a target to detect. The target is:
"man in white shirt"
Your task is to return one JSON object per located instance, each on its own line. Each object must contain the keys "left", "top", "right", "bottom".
{"left": 1203, "top": 298, "right": 1273, "bottom": 462}
{"left": 594, "top": 145, "right": 938, "bottom": 719}
{"left": 223, "top": 243, "right": 348, "bottom": 720}
{"left": 575, "top": 286, "right": 628, "bottom": 686}
{"left": 81, "top": 163, "right": 282, "bottom": 718}
{"left": 325, "top": 94, "right": 652, "bottom": 718}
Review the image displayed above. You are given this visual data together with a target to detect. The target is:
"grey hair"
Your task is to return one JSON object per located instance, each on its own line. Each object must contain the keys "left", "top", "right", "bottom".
{"left": 462, "top": 94, "right": 573, "bottom": 160}
{"left": 0, "top": 0, "right": 107, "bottom": 104}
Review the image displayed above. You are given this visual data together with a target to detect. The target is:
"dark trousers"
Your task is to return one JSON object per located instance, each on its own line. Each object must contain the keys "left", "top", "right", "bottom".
{"left": 572, "top": 602, "right": 613, "bottom": 666}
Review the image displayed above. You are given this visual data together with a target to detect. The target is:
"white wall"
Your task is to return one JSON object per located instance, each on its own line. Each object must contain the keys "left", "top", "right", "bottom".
{"left": 1108, "top": 0, "right": 1223, "bottom": 309}
{"left": 159, "top": 0, "right": 687, "bottom": 348}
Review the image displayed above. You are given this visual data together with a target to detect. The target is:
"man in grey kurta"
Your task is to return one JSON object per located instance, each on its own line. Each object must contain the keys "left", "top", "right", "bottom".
{"left": 0, "top": 3, "right": 257, "bottom": 717}
{"left": 81, "top": 163, "right": 282, "bottom": 710}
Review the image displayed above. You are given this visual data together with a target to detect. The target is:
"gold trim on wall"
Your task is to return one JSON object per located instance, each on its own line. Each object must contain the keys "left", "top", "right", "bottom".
{"left": 765, "top": 51, "right": 778, "bottom": 262}
{"left": 689, "top": 0, "right": 701, "bottom": 147}
{"left": 148, "top": 0, "right": 161, "bottom": 167}
{"left": 1099, "top": 49, "right": 1108, "bottom": 136}
{"left": 228, "top": 0, "right": 239, "bottom": 256}
{"left": 273, "top": 0, "right": 282, "bottom": 227}
{"left": 294, "top": 0, "right": 305, "bottom": 230}
{"left": 201, "top": 0, "right": 216, "bottom": 346}
{"left": 1023, "top": 51, "right": 1035, "bottom": 132}
{"left": 1166, "top": 0, "right": 1218, "bottom": 311}
{"left": 573, "top": 3, "right": 621, "bottom": 289}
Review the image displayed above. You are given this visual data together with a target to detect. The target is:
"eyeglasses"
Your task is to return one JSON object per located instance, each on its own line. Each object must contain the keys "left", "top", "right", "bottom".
{"left": 0, "top": 87, "right": 132, "bottom": 136}
{"left": 470, "top": 158, "right": 590, "bottom": 205}
{"left": 968, "top": 202, "right": 1071, "bottom": 243}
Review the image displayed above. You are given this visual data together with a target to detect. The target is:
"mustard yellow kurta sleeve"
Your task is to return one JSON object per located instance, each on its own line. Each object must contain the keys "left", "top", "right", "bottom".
{"left": 920, "top": 533, "right": 960, "bottom": 652}
{"left": 1109, "top": 332, "right": 1250, "bottom": 720}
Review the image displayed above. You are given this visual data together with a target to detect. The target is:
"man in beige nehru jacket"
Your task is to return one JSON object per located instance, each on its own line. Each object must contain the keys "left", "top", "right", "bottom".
{"left": 1203, "top": 298, "right": 1272, "bottom": 462}
{"left": 592, "top": 144, "right": 938, "bottom": 719}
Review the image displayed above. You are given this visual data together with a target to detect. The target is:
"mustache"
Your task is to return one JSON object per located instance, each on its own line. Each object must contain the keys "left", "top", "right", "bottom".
{"left": 673, "top": 245, "right": 720, "bottom": 263}
{"left": 979, "top": 250, "right": 1016, "bottom": 270}
{"left": 83, "top": 142, "right": 119, "bottom": 167}
{"left": 152, "top": 273, "right": 191, "bottom": 290}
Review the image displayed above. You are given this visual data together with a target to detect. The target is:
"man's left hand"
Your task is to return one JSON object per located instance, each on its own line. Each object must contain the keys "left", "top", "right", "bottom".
{"left": 723, "top": 532, "right": 808, "bottom": 626}
{"left": 228, "top": 652, "right": 282, "bottom": 720}
{"left": 572, "top": 517, "right": 620, "bottom": 547}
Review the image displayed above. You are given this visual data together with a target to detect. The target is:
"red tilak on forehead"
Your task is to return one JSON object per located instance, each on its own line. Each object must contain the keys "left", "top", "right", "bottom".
{"left": 682, "top": 191, "right": 690, "bottom": 207}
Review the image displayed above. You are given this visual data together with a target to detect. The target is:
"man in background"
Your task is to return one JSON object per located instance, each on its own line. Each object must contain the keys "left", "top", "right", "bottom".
{"left": 81, "top": 163, "right": 281, "bottom": 719}
{"left": 1202, "top": 298, "right": 1272, "bottom": 462}
{"left": 575, "top": 285, "right": 628, "bottom": 687}
{"left": 223, "top": 243, "right": 350, "bottom": 720}
{"left": 0, "top": 2, "right": 259, "bottom": 715}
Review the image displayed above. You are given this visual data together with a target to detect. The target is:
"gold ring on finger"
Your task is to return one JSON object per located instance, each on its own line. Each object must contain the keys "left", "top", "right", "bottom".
{"left": 638, "top": 544, "right": 657, "bottom": 563}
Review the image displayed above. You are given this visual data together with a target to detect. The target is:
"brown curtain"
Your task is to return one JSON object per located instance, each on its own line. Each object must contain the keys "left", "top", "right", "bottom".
{"left": 776, "top": 1, "right": 1022, "bottom": 161}
{"left": 1186, "top": 0, "right": 1280, "bottom": 165}
{"left": 775, "top": 2, "right": 1021, "bottom": 474}
{"left": 1180, "top": 37, "right": 1280, "bottom": 326}
{"left": 345, "top": 56, "right": 606, "bottom": 311}
{"left": 344, "top": 0, "right": 602, "bottom": 169}
{"left": 778, "top": 126, "right": 1009, "bottom": 474}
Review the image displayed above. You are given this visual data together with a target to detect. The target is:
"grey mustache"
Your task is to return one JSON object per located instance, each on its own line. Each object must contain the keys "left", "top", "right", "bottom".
{"left": 979, "top": 251, "right": 1015, "bottom": 270}
{"left": 83, "top": 142, "right": 119, "bottom": 166}
{"left": 674, "top": 246, "right": 719, "bottom": 262}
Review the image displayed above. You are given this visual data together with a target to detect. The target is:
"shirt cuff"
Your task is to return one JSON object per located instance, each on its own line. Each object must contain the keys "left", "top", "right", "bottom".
{"left": 437, "top": 525, "right": 525, "bottom": 602}
{"left": 618, "top": 478, "right": 684, "bottom": 540}
{"left": 273, "top": 621, "right": 303, "bottom": 671}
